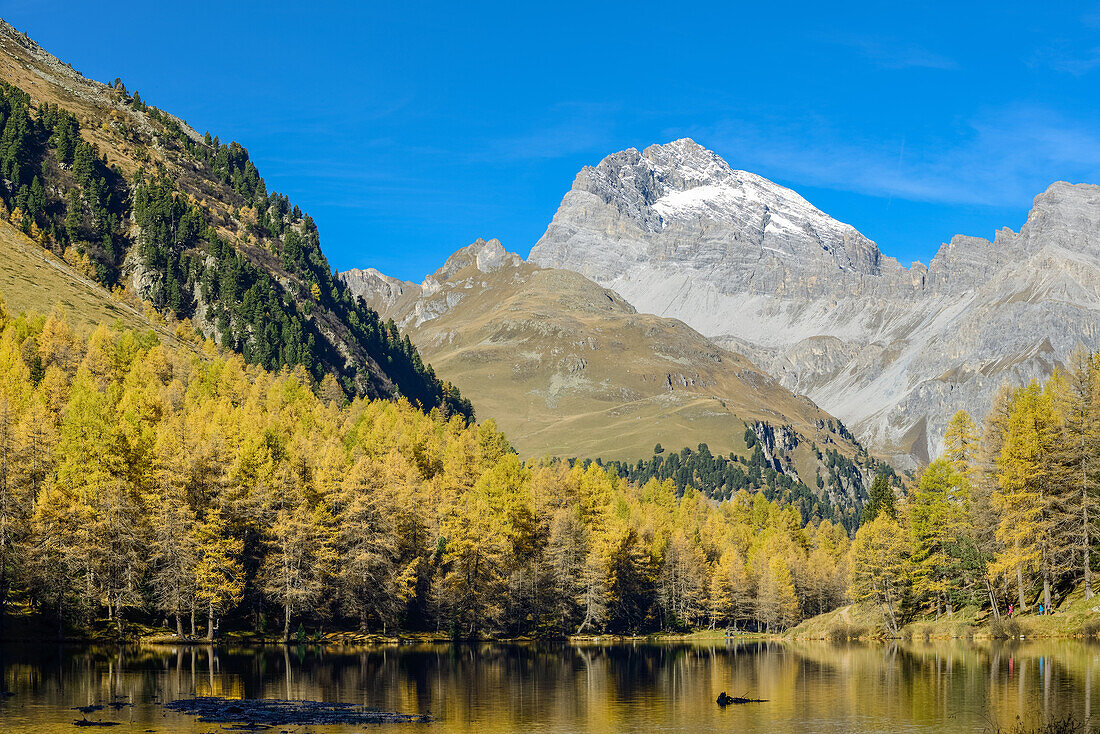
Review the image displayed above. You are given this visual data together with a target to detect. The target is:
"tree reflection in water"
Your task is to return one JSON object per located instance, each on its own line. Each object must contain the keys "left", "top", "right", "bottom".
{"left": 0, "top": 639, "right": 1096, "bottom": 733}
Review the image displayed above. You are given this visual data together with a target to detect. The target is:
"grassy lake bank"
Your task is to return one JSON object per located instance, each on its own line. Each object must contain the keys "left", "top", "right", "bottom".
{"left": 790, "top": 585, "right": 1100, "bottom": 641}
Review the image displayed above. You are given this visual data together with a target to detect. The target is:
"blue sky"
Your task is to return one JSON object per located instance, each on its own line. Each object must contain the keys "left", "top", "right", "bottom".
{"left": 5, "top": 1, "right": 1100, "bottom": 280}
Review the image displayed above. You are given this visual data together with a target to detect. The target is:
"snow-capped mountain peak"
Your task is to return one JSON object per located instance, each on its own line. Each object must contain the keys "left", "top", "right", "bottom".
{"left": 530, "top": 140, "right": 1100, "bottom": 468}
{"left": 532, "top": 139, "right": 888, "bottom": 288}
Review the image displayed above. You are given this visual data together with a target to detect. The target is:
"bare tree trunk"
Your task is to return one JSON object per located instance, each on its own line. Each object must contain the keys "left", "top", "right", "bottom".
{"left": 0, "top": 573, "right": 7, "bottom": 639}
{"left": 206, "top": 602, "right": 215, "bottom": 641}
{"left": 873, "top": 578, "right": 898, "bottom": 635}
{"left": 284, "top": 603, "right": 291, "bottom": 641}
{"left": 1086, "top": 465, "right": 1093, "bottom": 599}
{"left": 1042, "top": 541, "right": 1052, "bottom": 612}
{"left": 986, "top": 579, "right": 1001, "bottom": 621}
{"left": 1087, "top": 542, "right": 1093, "bottom": 601}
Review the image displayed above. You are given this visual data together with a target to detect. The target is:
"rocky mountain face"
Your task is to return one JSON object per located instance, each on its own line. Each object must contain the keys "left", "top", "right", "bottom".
{"left": 530, "top": 139, "right": 1100, "bottom": 467}
{"left": 340, "top": 238, "right": 885, "bottom": 514}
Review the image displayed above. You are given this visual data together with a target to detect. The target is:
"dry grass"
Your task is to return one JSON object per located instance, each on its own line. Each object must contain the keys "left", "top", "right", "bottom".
{"left": 0, "top": 220, "right": 167, "bottom": 337}
{"left": 988, "top": 617, "right": 1023, "bottom": 639}
{"left": 788, "top": 604, "right": 887, "bottom": 640}
{"left": 394, "top": 259, "right": 870, "bottom": 464}
{"left": 792, "top": 589, "right": 1100, "bottom": 642}
{"left": 901, "top": 605, "right": 981, "bottom": 640}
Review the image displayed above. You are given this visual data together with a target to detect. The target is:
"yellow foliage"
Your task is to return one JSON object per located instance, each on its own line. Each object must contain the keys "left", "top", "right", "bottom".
{"left": 0, "top": 305, "right": 864, "bottom": 637}
{"left": 61, "top": 246, "right": 96, "bottom": 279}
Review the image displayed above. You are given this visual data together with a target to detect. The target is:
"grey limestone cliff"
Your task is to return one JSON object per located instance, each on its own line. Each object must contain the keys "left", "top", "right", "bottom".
{"left": 530, "top": 139, "right": 1100, "bottom": 467}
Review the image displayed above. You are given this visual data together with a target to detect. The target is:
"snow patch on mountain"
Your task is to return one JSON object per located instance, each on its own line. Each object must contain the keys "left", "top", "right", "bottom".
{"left": 530, "top": 139, "right": 1100, "bottom": 467}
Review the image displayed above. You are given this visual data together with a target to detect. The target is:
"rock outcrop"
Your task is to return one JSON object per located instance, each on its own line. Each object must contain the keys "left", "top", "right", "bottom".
{"left": 530, "top": 139, "right": 1100, "bottom": 467}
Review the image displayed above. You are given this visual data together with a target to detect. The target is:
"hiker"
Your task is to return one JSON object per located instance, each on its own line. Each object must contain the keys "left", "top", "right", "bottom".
{"left": 1008, "top": 604, "right": 1014, "bottom": 617}
{"left": 1039, "top": 603, "right": 1044, "bottom": 615}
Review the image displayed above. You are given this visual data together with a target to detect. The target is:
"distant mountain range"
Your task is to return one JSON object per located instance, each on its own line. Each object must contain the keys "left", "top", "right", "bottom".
{"left": 345, "top": 139, "right": 1100, "bottom": 471}
{"left": 529, "top": 139, "right": 1100, "bottom": 467}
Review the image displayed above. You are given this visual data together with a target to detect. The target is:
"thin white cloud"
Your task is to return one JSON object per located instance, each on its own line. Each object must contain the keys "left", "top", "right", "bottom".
{"left": 472, "top": 102, "right": 620, "bottom": 162}
{"left": 674, "top": 105, "right": 1100, "bottom": 208}
{"left": 1032, "top": 43, "right": 1100, "bottom": 75}
{"left": 821, "top": 33, "right": 957, "bottom": 70}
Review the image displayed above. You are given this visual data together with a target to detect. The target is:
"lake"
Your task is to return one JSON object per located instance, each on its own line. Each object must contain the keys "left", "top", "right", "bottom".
{"left": 1, "top": 639, "right": 1096, "bottom": 733}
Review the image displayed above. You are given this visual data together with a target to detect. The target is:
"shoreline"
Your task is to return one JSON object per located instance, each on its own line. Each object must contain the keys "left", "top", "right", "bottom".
{"left": 2, "top": 626, "right": 1096, "bottom": 646}
{"left": 0, "top": 626, "right": 773, "bottom": 646}
{"left": 787, "top": 594, "right": 1100, "bottom": 642}
{"left": 7, "top": 603, "right": 1100, "bottom": 646}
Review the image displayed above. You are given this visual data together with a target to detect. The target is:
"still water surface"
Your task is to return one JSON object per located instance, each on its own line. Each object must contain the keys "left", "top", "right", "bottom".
{"left": 1, "top": 639, "right": 1097, "bottom": 733}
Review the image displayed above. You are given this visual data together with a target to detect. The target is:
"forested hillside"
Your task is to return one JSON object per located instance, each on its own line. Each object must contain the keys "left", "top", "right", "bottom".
{"left": 599, "top": 433, "right": 900, "bottom": 534}
{"left": 2, "top": 169, "right": 1093, "bottom": 643}
{"left": 0, "top": 24, "right": 471, "bottom": 418}
{"left": 848, "top": 350, "right": 1100, "bottom": 634}
{"left": 0, "top": 302, "right": 851, "bottom": 639}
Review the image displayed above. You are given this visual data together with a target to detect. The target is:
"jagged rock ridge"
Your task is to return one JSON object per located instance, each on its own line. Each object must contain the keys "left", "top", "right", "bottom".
{"left": 530, "top": 139, "right": 1100, "bottom": 466}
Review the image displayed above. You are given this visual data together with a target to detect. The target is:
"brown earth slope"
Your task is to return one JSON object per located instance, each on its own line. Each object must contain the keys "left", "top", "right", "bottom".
{"left": 343, "top": 239, "right": 878, "bottom": 496}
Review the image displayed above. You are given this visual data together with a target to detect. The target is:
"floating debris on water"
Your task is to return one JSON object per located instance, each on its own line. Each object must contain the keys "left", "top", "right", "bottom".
{"left": 716, "top": 691, "right": 768, "bottom": 706}
{"left": 72, "top": 721, "right": 121, "bottom": 727}
{"left": 163, "top": 697, "right": 429, "bottom": 725}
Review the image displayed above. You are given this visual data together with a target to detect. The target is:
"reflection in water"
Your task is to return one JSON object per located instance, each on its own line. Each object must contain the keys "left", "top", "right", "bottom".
{"left": 0, "top": 639, "right": 1097, "bottom": 733}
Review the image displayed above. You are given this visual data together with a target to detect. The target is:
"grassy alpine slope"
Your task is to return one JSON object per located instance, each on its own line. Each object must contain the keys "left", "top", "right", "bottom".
{"left": 344, "top": 239, "right": 894, "bottom": 526}
{"left": 790, "top": 585, "right": 1100, "bottom": 641}
{"left": 0, "top": 21, "right": 470, "bottom": 417}
{"left": 0, "top": 217, "right": 171, "bottom": 337}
